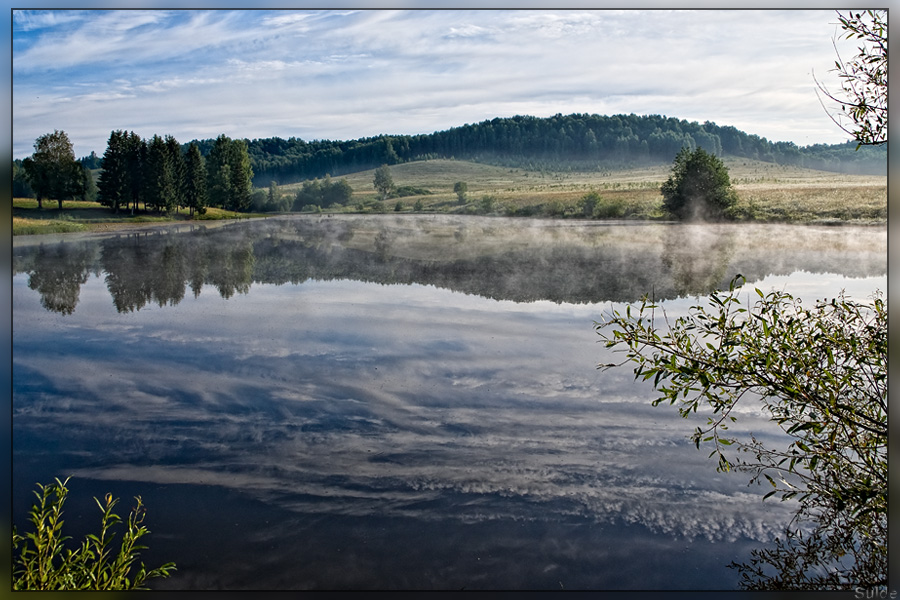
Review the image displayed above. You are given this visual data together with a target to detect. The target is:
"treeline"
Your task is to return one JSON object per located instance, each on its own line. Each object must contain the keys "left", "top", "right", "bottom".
{"left": 96, "top": 131, "right": 253, "bottom": 215}
{"left": 205, "top": 113, "right": 886, "bottom": 186}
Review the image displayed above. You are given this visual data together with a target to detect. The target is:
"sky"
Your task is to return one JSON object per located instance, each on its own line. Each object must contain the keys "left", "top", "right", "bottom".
{"left": 11, "top": 7, "right": 866, "bottom": 159}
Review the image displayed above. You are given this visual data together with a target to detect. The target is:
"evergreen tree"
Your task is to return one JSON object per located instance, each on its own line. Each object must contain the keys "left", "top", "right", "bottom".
{"left": 206, "top": 135, "right": 233, "bottom": 209}
{"left": 226, "top": 138, "right": 253, "bottom": 212}
{"left": 144, "top": 135, "right": 176, "bottom": 213}
{"left": 80, "top": 163, "right": 97, "bottom": 203}
{"left": 165, "top": 135, "right": 186, "bottom": 212}
{"left": 125, "top": 132, "right": 146, "bottom": 213}
{"left": 205, "top": 134, "right": 252, "bottom": 211}
{"left": 183, "top": 143, "right": 208, "bottom": 216}
{"left": 97, "top": 130, "right": 129, "bottom": 213}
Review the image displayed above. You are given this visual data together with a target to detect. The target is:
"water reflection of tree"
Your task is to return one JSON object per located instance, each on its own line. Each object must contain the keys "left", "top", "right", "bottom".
{"left": 207, "top": 240, "right": 255, "bottom": 299}
{"left": 661, "top": 224, "right": 737, "bottom": 297}
{"left": 100, "top": 232, "right": 256, "bottom": 310}
{"left": 102, "top": 236, "right": 166, "bottom": 312}
{"left": 15, "top": 218, "right": 885, "bottom": 315}
{"left": 26, "top": 244, "right": 97, "bottom": 315}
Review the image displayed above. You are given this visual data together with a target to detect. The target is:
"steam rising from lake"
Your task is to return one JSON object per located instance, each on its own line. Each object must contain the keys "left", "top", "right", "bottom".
{"left": 12, "top": 216, "right": 886, "bottom": 589}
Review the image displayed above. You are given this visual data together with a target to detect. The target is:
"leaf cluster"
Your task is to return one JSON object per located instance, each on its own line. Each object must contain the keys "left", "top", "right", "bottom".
{"left": 596, "top": 276, "right": 886, "bottom": 588}
{"left": 815, "top": 10, "right": 887, "bottom": 147}
{"left": 12, "top": 477, "right": 176, "bottom": 590}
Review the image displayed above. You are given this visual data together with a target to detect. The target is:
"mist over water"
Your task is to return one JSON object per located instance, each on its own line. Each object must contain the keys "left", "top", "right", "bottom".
{"left": 12, "top": 215, "right": 886, "bottom": 590}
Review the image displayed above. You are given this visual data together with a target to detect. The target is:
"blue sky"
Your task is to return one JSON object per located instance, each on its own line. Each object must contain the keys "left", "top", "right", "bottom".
{"left": 12, "top": 7, "right": 861, "bottom": 159}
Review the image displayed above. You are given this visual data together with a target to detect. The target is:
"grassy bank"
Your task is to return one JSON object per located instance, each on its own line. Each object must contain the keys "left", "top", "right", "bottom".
{"left": 12, "top": 158, "right": 886, "bottom": 235}
{"left": 12, "top": 199, "right": 261, "bottom": 236}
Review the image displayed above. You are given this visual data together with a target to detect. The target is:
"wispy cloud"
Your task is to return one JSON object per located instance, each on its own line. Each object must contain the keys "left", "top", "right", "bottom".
{"left": 12, "top": 9, "right": 853, "bottom": 158}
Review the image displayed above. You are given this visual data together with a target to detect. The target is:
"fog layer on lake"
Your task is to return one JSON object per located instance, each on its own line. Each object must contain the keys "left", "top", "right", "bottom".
{"left": 12, "top": 216, "right": 886, "bottom": 590}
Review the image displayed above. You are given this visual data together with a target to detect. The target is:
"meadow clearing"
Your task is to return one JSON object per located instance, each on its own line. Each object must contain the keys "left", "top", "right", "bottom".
{"left": 13, "top": 157, "right": 886, "bottom": 235}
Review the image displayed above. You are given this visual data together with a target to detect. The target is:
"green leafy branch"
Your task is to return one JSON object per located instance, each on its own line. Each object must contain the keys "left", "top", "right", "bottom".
{"left": 595, "top": 275, "right": 886, "bottom": 587}
{"left": 12, "top": 477, "right": 176, "bottom": 590}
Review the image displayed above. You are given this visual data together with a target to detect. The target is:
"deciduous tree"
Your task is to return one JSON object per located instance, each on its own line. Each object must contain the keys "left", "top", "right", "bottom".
{"left": 22, "top": 130, "right": 83, "bottom": 209}
{"left": 373, "top": 164, "right": 394, "bottom": 200}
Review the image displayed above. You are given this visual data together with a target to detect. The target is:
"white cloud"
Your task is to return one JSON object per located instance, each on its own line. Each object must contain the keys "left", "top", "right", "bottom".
{"left": 12, "top": 8, "right": 857, "bottom": 157}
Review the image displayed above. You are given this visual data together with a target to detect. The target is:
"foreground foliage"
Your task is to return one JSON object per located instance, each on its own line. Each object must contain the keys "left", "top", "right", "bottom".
{"left": 12, "top": 478, "right": 176, "bottom": 590}
{"left": 816, "top": 10, "right": 887, "bottom": 147}
{"left": 596, "top": 277, "right": 886, "bottom": 589}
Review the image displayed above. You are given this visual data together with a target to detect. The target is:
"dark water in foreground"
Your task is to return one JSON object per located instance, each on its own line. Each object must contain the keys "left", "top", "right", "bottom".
{"left": 12, "top": 215, "right": 886, "bottom": 590}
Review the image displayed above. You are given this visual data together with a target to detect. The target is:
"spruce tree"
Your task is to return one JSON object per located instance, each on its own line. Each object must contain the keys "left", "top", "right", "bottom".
{"left": 97, "top": 130, "right": 129, "bottom": 213}
{"left": 144, "top": 135, "right": 176, "bottom": 213}
{"left": 206, "top": 135, "right": 233, "bottom": 209}
{"left": 125, "top": 132, "right": 146, "bottom": 213}
{"left": 165, "top": 135, "right": 185, "bottom": 212}
{"left": 183, "top": 143, "right": 208, "bottom": 216}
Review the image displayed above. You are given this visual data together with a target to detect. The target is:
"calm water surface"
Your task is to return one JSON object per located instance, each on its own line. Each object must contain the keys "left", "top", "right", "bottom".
{"left": 12, "top": 215, "right": 886, "bottom": 590}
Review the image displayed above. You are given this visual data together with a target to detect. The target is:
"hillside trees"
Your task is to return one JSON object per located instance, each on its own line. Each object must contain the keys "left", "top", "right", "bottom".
{"left": 660, "top": 147, "right": 737, "bottom": 221}
{"left": 241, "top": 113, "right": 885, "bottom": 187}
{"left": 22, "top": 130, "right": 84, "bottom": 209}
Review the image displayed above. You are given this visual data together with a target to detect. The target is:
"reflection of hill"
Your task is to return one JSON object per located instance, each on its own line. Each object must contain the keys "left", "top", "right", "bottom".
{"left": 13, "top": 216, "right": 887, "bottom": 313}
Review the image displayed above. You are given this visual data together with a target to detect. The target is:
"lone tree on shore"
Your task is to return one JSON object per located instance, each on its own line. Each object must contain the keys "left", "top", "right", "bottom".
{"left": 660, "top": 146, "right": 737, "bottom": 221}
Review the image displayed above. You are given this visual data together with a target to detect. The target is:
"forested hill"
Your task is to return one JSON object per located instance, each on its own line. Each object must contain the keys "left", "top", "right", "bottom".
{"left": 186, "top": 113, "right": 887, "bottom": 186}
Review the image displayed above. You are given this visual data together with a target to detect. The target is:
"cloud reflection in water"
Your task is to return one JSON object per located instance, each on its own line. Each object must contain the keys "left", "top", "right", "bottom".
{"left": 12, "top": 217, "right": 886, "bottom": 589}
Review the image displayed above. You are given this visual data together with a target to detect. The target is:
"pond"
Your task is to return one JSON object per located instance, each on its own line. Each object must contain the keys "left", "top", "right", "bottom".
{"left": 12, "top": 215, "right": 887, "bottom": 590}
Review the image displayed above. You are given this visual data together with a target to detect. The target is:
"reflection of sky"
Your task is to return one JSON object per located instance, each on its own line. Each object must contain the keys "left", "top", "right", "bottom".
{"left": 11, "top": 222, "right": 887, "bottom": 590}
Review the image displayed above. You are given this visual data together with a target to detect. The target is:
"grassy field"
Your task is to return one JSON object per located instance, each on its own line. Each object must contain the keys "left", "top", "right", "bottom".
{"left": 12, "top": 157, "right": 886, "bottom": 235}
{"left": 289, "top": 157, "right": 886, "bottom": 223}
